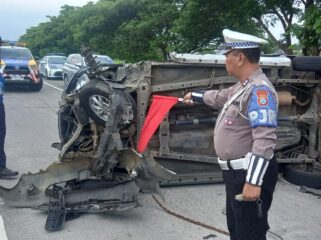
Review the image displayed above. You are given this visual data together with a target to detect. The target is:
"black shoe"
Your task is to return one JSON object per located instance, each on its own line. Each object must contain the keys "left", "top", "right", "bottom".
{"left": 0, "top": 167, "right": 19, "bottom": 179}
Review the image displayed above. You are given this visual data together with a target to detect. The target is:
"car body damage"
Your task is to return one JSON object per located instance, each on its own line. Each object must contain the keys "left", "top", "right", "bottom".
{"left": 1, "top": 48, "right": 321, "bottom": 230}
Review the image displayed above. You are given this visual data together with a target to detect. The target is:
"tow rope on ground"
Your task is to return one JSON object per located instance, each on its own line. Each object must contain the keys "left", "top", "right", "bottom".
{"left": 151, "top": 194, "right": 230, "bottom": 236}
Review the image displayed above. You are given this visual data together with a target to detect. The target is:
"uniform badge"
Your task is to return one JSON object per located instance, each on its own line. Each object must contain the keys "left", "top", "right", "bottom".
{"left": 248, "top": 86, "right": 277, "bottom": 128}
{"left": 256, "top": 89, "right": 269, "bottom": 106}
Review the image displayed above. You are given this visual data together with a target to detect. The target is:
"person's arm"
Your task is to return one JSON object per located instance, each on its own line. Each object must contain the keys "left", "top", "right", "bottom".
{"left": 242, "top": 85, "right": 278, "bottom": 201}
{"left": 183, "top": 88, "right": 230, "bottom": 109}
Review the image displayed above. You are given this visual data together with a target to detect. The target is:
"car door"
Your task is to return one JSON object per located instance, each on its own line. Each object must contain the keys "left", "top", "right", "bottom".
{"left": 74, "top": 55, "right": 86, "bottom": 77}
{"left": 39, "top": 56, "right": 47, "bottom": 76}
{"left": 63, "top": 55, "right": 77, "bottom": 82}
{"left": 68, "top": 55, "right": 81, "bottom": 79}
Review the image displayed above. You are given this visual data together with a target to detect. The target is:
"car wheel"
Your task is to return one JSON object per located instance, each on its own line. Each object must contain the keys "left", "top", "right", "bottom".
{"left": 292, "top": 56, "right": 321, "bottom": 72}
{"left": 29, "top": 78, "right": 43, "bottom": 92}
{"left": 78, "top": 82, "right": 112, "bottom": 126}
{"left": 283, "top": 164, "right": 321, "bottom": 189}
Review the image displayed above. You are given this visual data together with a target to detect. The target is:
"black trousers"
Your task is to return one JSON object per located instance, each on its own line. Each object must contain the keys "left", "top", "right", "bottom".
{"left": 0, "top": 102, "right": 6, "bottom": 168}
{"left": 222, "top": 157, "right": 278, "bottom": 240}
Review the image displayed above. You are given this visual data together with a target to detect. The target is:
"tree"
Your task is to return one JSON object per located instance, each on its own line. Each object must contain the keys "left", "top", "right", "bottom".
{"left": 71, "top": 0, "right": 143, "bottom": 57}
{"left": 294, "top": 0, "right": 321, "bottom": 55}
{"left": 172, "top": 0, "right": 263, "bottom": 53}
{"left": 20, "top": 5, "right": 81, "bottom": 56}
{"left": 19, "top": 0, "right": 321, "bottom": 61}
{"left": 113, "top": 0, "right": 181, "bottom": 61}
{"left": 172, "top": 0, "right": 306, "bottom": 54}
{"left": 20, "top": 0, "right": 145, "bottom": 60}
{"left": 248, "top": 0, "right": 303, "bottom": 55}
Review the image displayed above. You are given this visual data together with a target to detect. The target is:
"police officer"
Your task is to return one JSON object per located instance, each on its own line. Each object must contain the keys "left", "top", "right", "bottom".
{"left": 0, "top": 36, "right": 19, "bottom": 179}
{"left": 184, "top": 29, "right": 278, "bottom": 240}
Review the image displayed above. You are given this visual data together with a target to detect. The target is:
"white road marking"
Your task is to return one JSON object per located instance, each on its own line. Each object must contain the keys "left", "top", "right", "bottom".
{"left": 43, "top": 82, "right": 64, "bottom": 92}
{"left": 0, "top": 216, "right": 8, "bottom": 240}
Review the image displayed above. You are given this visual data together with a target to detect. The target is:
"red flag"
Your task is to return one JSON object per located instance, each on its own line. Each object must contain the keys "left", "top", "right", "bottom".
{"left": 137, "top": 95, "right": 179, "bottom": 153}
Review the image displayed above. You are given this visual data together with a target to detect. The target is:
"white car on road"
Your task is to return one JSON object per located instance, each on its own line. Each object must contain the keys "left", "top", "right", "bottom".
{"left": 39, "top": 55, "right": 67, "bottom": 80}
{"left": 62, "top": 53, "right": 114, "bottom": 84}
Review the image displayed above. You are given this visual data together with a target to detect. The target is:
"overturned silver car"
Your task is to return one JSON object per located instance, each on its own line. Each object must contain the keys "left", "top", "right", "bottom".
{"left": 1, "top": 48, "right": 321, "bottom": 230}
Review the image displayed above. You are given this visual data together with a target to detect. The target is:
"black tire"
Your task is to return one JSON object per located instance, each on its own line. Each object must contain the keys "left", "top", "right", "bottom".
{"left": 292, "top": 56, "right": 321, "bottom": 72}
{"left": 58, "top": 105, "right": 78, "bottom": 143}
{"left": 78, "top": 82, "right": 113, "bottom": 126}
{"left": 29, "top": 78, "right": 43, "bottom": 92}
{"left": 283, "top": 164, "right": 321, "bottom": 189}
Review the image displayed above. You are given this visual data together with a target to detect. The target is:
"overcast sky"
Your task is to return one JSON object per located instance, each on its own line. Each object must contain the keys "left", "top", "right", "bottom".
{"left": 0, "top": 0, "right": 98, "bottom": 40}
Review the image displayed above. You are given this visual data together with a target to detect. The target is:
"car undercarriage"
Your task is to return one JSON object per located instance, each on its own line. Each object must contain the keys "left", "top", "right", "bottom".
{"left": 1, "top": 48, "right": 321, "bottom": 231}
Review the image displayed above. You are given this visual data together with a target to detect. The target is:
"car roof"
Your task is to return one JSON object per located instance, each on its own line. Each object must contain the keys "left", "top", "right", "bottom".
{"left": 47, "top": 55, "right": 67, "bottom": 58}
{"left": 46, "top": 52, "right": 65, "bottom": 56}
{"left": 67, "top": 53, "right": 112, "bottom": 58}
{"left": 0, "top": 45, "right": 29, "bottom": 50}
{"left": 94, "top": 54, "right": 112, "bottom": 59}
{"left": 65, "top": 53, "right": 113, "bottom": 64}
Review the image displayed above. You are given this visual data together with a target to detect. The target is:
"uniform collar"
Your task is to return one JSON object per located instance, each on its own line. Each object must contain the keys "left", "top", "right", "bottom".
{"left": 247, "top": 67, "right": 263, "bottom": 83}
{"left": 239, "top": 68, "right": 262, "bottom": 88}
{"left": 242, "top": 79, "right": 249, "bottom": 87}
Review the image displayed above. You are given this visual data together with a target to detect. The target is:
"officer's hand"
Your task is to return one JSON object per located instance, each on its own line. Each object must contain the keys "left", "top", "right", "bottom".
{"left": 183, "top": 92, "right": 194, "bottom": 105}
{"left": 242, "top": 183, "right": 261, "bottom": 201}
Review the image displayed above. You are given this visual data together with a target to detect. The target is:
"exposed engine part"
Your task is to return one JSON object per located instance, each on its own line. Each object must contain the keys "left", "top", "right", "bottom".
{"left": 174, "top": 117, "right": 216, "bottom": 126}
{"left": 293, "top": 98, "right": 311, "bottom": 107}
{"left": 277, "top": 91, "right": 311, "bottom": 107}
{"left": 277, "top": 91, "right": 294, "bottom": 107}
{"left": 275, "top": 124, "right": 302, "bottom": 150}
{"left": 45, "top": 186, "right": 67, "bottom": 231}
{"left": 90, "top": 90, "right": 135, "bottom": 174}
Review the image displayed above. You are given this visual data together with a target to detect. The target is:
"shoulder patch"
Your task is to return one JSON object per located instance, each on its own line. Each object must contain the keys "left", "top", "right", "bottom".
{"left": 256, "top": 88, "right": 269, "bottom": 106}
{"left": 247, "top": 85, "right": 277, "bottom": 128}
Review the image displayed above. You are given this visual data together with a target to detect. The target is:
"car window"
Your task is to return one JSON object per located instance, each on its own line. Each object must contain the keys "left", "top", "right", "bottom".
{"left": 95, "top": 56, "right": 114, "bottom": 64}
{"left": 40, "top": 56, "right": 47, "bottom": 63}
{"left": 66, "top": 56, "right": 73, "bottom": 64}
{"left": 48, "top": 56, "right": 67, "bottom": 64}
{"left": 1, "top": 47, "right": 33, "bottom": 60}
{"left": 75, "top": 58, "right": 83, "bottom": 65}
{"left": 71, "top": 56, "right": 78, "bottom": 65}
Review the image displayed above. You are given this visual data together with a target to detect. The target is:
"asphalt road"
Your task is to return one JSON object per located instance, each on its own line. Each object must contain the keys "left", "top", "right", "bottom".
{"left": 0, "top": 80, "right": 320, "bottom": 240}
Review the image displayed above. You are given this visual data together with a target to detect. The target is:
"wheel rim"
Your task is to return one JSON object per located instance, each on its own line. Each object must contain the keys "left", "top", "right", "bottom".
{"left": 89, "top": 94, "right": 111, "bottom": 121}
